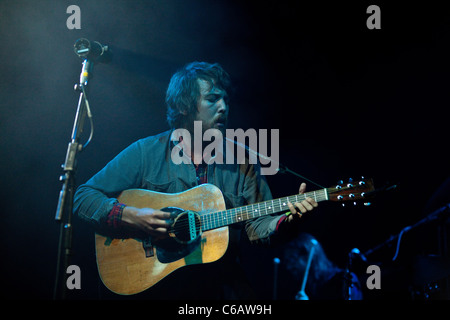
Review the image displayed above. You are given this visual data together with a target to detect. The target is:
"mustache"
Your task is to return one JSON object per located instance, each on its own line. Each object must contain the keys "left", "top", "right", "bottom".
{"left": 216, "top": 116, "right": 227, "bottom": 123}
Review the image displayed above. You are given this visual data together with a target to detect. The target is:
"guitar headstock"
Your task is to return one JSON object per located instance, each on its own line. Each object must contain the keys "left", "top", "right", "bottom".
{"left": 328, "top": 177, "right": 375, "bottom": 205}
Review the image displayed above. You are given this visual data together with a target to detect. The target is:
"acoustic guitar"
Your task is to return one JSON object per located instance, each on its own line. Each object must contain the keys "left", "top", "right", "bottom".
{"left": 95, "top": 178, "right": 374, "bottom": 295}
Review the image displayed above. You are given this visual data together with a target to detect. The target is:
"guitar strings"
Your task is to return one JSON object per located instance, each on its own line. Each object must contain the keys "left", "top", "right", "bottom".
{"left": 172, "top": 184, "right": 367, "bottom": 234}
{"left": 171, "top": 191, "right": 329, "bottom": 231}
{"left": 200, "top": 186, "right": 364, "bottom": 229}
{"left": 172, "top": 185, "right": 365, "bottom": 231}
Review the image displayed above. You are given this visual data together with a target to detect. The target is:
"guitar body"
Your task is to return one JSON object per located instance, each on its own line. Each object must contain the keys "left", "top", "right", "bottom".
{"left": 95, "top": 184, "right": 228, "bottom": 295}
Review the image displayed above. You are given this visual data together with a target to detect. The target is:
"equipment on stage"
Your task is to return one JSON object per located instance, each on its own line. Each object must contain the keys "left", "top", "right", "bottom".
{"left": 95, "top": 179, "right": 374, "bottom": 295}
{"left": 54, "top": 38, "right": 110, "bottom": 300}
{"left": 295, "top": 238, "right": 318, "bottom": 300}
{"left": 351, "top": 201, "right": 450, "bottom": 300}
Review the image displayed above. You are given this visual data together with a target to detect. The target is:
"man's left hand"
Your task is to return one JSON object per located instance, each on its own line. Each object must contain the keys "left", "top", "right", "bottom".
{"left": 286, "top": 183, "right": 318, "bottom": 222}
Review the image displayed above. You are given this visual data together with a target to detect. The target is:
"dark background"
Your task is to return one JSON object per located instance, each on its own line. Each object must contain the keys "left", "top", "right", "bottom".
{"left": 0, "top": 0, "right": 449, "bottom": 300}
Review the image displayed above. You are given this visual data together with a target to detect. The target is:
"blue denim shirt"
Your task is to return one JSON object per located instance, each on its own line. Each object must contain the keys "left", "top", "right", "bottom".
{"left": 73, "top": 130, "right": 283, "bottom": 244}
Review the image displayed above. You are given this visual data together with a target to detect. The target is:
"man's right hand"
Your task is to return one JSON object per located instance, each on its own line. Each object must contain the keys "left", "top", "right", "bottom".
{"left": 121, "top": 206, "right": 172, "bottom": 240}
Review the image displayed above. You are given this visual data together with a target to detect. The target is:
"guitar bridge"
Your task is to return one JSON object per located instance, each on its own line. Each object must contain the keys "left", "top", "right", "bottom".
{"left": 142, "top": 238, "right": 154, "bottom": 258}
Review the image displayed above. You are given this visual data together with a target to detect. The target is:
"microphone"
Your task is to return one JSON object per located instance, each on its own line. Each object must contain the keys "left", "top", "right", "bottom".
{"left": 73, "top": 38, "right": 111, "bottom": 86}
{"left": 349, "top": 248, "right": 368, "bottom": 263}
{"left": 74, "top": 38, "right": 110, "bottom": 62}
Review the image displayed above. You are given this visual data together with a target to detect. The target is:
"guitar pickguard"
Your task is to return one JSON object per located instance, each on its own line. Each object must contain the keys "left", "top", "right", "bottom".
{"left": 153, "top": 206, "right": 202, "bottom": 263}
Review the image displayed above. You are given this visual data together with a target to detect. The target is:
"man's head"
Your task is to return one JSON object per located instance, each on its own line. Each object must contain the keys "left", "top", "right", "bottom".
{"left": 166, "top": 61, "right": 232, "bottom": 132}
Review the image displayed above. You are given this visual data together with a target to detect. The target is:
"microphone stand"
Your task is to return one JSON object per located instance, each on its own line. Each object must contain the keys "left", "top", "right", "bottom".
{"left": 344, "top": 252, "right": 352, "bottom": 300}
{"left": 53, "top": 59, "right": 94, "bottom": 300}
{"left": 344, "top": 249, "right": 362, "bottom": 300}
{"left": 277, "top": 163, "right": 325, "bottom": 189}
{"left": 273, "top": 257, "right": 280, "bottom": 300}
{"left": 224, "top": 137, "right": 325, "bottom": 189}
{"left": 295, "top": 239, "right": 318, "bottom": 300}
{"left": 363, "top": 203, "right": 450, "bottom": 261}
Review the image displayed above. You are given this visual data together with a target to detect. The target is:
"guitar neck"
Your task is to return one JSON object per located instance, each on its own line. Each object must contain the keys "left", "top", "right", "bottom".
{"left": 201, "top": 188, "right": 329, "bottom": 231}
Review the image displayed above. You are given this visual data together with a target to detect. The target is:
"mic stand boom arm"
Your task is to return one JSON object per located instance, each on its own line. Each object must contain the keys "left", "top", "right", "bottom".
{"left": 224, "top": 137, "right": 325, "bottom": 189}
{"left": 363, "top": 203, "right": 450, "bottom": 260}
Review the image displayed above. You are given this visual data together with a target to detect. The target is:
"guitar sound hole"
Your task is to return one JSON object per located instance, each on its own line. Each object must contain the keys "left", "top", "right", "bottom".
{"left": 170, "top": 211, "right": 202, "bottom": 244}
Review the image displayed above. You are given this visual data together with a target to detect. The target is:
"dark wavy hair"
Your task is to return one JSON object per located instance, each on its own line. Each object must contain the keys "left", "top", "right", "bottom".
{"left": 165, "top": 61, "right": 232, "bottom": 128}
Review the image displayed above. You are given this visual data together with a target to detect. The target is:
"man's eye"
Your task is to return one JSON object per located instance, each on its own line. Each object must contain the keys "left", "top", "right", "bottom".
{"left": 206, "top": 93, "right": 228, "bottom": 104}
{"left": 207, "top": 96, "right": 219, "bottom": 103}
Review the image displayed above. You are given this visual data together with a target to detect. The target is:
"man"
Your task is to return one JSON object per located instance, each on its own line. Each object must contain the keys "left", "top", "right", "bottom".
{"left": 73, "top": 61, "right": 318, "bottom": 299}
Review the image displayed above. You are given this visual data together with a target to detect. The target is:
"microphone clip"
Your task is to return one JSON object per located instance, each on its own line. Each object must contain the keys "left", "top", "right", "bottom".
{"left": 73, "top": 38, "right": 110, "bottom": 63}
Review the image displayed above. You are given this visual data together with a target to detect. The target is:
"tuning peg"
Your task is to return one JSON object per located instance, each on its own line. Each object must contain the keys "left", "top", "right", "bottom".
{"left": 359, "top": 176, "right": 367, "bottom": 185}
{"left": 347, "top": 178, "right": 354, "bottom": 187}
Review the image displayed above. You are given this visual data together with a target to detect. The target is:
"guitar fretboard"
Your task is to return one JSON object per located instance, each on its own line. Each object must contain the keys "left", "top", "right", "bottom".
{"left": 200, "top": 189, "right": 329, "bottom": 231}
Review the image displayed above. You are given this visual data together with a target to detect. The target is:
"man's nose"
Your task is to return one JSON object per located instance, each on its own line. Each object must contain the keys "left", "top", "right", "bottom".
{"left": 217, "top": 98, "right": 228, "bottom": 114}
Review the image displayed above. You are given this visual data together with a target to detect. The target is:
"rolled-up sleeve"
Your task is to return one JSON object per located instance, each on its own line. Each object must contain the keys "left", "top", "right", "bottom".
{"left": 73, "top": 140, "right": 143, "bottom": 230}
